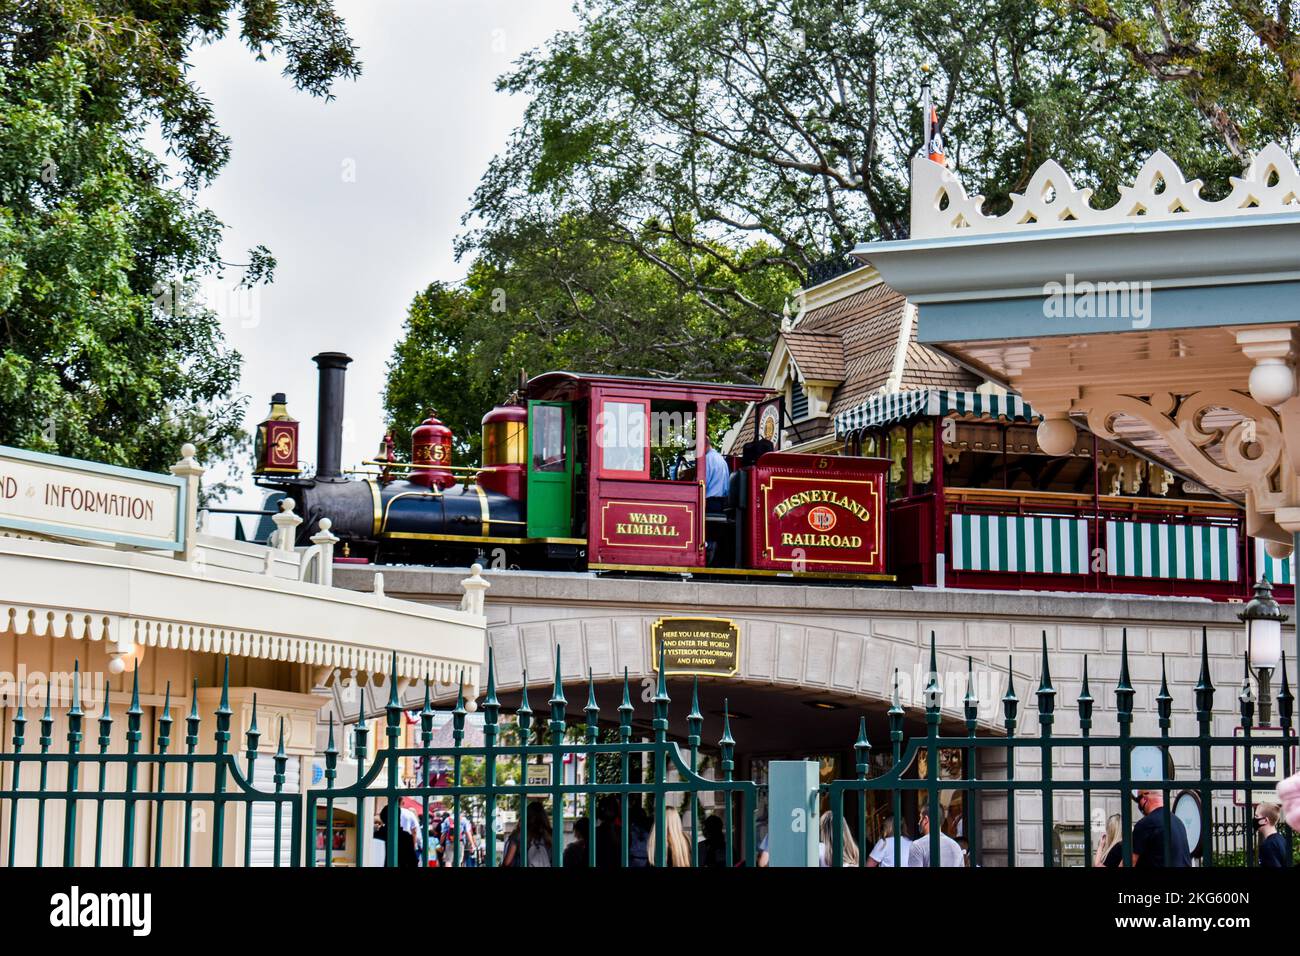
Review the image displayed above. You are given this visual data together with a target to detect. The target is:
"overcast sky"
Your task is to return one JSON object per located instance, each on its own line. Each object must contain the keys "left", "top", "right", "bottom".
{"left": 183, "top": 0, "right": 578, "bottom": 513}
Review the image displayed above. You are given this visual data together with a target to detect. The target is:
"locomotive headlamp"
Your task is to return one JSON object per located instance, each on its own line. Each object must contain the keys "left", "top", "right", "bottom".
{"left": 254, "top": 393, "right": 300, "bottom": 476}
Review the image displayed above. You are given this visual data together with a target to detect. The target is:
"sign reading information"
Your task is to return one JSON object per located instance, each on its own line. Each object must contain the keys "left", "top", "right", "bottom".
{"left": 0, "top": 445, "right": 187, "bottom": 551}
{"left": 651, "top": 617, "right": 740, "bottom": 677}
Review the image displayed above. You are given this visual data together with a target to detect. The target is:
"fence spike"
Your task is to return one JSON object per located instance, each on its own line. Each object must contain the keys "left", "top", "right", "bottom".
{"left": 246, "top": 692, "right": 261, "bottom": 758}
{"left": 1036, "top": 632, "right": 1056, "bottom": 716}
{"left": 1077, "top": 655, "right": 1095, "bottom": 728}
{"left": 40, "top": 680, "right": 53, "bottom": 749}
{"left": 217, "top": 656, "right": 231, "bottom": 716}
{"left": 185, "top": 678, "right": 200, "bottom": 752}
{"left": 157, "top": 681, "right": 173, "bottom": 752}
{"left": 854, "top": 716, "right": 872, "bottom": 777}
{"left": 98, "top": 676, "right": 113, "bottom": 751}
{"left": 420, "top": 671, "right": 434, "bottom": 748}
{"left": 1195, "top": 626, "right": 1215, "bottom": 723}
{"left": 128, "top": 667, "right": 142, "bottom": 719}
{"left": 1278, "top": 650, "right": 1294, "bottom": 729}
{"left": 1115, "top": 629, "right": 1135, "bottom": 720}
{"left": 923, "top": 631, "right": 941, "bottom": 713}
{"left": 68, "top": 659, "right": 83, "bottom": 720}
{"left": 654, "top": 640, "right": 669, "bottom": 704}
{"left": 387, "top": 650, "right": 401, "bottom": 711}
{"left": 1238, "top": 652, "right": 1256, "bottom": 727}
{"left": 720, "top": 698, "right": 734, "bottom": 748}
{"left": 484, "top": 643, "right": 500, "bottom": 715}
{"left": 11, "top": 688, "right": 25, "bottom": 751}
{"left": 618, "top": 666, "right": 633, "bottom": 742}
{"left": 1002, "top": 655, "right": 1019, "bottom": 730}
{"left": 454, "top": 667, "right": 467, "bottom": 746}
{"left": 550, "top": 646, "right": 567, "bottom": 708}
{"left": 1156, "top": 654, "right": 1173, "bottom": 726}
{"left": 964, "top": 656, "right": 978, "bottom": 704}
{"left": 585, "top": 668, "right": 600, "bottom": 724}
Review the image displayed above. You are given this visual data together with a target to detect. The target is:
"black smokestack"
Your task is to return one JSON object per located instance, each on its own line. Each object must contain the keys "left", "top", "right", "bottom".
{"left": 312, "top": 352, "right": 352, "bottom": 481}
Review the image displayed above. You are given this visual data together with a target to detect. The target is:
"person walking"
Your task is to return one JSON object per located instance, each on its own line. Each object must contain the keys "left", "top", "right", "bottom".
{"left": 698, "top": 815, "right": 728, "bottom": 867}
{"left": 908, "top": 807, "right": 963, "bottom": 868}
{"left": 817, "top": 810, "right": 859, "bottom": 867}
{"left": 1255, "top": 803, "right": 1291, "bottom": 868}
{"left": 867, "top": 814, "right": 912, "bottom": 868}
{"left": 1131, "top": 790, "right": 1191, "bottom": 867}
{"left": 502, "top": 801, "right": 554, "bottom": 867}
{"left": 647, "top": 808, "right": 692, "bottom": 867}
{"left": 564, "top": 817, "right": 592, "bottom": 867}
{"left": 1094, "top": 814, "right": 1124, "bottom": 867}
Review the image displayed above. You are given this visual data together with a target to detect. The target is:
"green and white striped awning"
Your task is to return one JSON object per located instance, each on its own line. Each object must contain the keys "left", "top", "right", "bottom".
{"left": 951, "top": 514, "right": 1089, "bottom": 574}
{"left": 834, "top": 388, "right": 1040, "bottom": 437}
{"left": 1255, "top": 539, "right": 1294, "bottom": 585}
{"left": 1106, "top": 521, "right": 1238, "bottom": 582}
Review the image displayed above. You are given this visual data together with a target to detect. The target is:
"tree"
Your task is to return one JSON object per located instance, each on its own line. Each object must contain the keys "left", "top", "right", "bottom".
{"left": 469, "top": 0, "right": 1223, "bottom": 264}
{"left": 384, "top": 215, "right": 794, "bottom": 461}
{"left": 1066, "top": 1, "right": 1300, "bottom": 159}
{"left": 0, "top": 2, "right": 359, "bottom": 494}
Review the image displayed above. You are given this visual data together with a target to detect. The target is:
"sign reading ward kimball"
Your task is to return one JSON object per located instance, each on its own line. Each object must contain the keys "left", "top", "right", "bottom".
{"left": 0, "top": 445, "right": 187, "bottom": 551}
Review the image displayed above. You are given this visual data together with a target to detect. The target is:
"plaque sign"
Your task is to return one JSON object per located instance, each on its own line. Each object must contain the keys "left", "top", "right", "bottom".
{"left": 651, "top": 617, "right": 740, "bottom": 677}
{"left": 0, "top": 445, "right": 187, "bottom": 551}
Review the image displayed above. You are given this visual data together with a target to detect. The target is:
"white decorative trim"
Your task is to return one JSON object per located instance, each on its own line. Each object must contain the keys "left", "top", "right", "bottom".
{"left": 911, "top": 143, "right": 1300, "bottom": 239}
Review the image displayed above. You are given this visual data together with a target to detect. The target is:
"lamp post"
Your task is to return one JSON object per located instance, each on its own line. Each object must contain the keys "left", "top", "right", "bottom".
{"left": 1238, "top": 578, "right": 1288, "bottom": 726}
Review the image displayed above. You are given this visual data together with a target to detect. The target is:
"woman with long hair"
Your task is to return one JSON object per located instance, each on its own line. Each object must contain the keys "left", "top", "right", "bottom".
{"left": 647, "top": 807, "right": 692, "bottom": 867}
{"left": 818, "top": 810, "right": 859, "bottom": 867}
{"left": 1094, "top": 813, "right": 1123, "bottom": 867}
{"left": 502, "top": 800, "right": 554, "bottom": 867}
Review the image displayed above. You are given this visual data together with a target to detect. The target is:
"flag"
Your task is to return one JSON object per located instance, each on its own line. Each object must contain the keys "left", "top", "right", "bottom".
{"left": 921, "top": 73, "right": 946, "bottom": 166}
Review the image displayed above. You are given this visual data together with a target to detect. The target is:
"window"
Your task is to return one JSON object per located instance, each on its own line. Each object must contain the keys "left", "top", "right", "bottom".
{"left": 597, "top": 400, "right": 649, "bottom": 477}
{"left": 531, "top": 405, "right": 566, "bottom": 473}
{"left": 790, "top": 377, "right": 809, "bottom": 421}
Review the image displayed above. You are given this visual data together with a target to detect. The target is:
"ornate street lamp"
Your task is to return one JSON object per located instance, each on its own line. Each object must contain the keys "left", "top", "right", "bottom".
{"left": 1238, "top": 578, "right": 1288, "bottom": 725}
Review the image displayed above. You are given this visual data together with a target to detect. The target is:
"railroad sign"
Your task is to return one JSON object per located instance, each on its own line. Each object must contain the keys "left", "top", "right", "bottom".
{"left": 0, "top": 444, "right": 187, "bottom": 552}
{"left": 748, "top": 453, "right": 888, "bottom": 574}
{"left": 651, "top": 617, "right": 740, "bottom": 677}
{"left": 1233, "top": 727, "right": 1296, "bottom": 805}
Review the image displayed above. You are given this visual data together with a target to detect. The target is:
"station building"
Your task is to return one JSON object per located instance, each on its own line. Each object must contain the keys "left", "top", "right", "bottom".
{"left": 0, "top": 443, "right": 486, "bottom": 866}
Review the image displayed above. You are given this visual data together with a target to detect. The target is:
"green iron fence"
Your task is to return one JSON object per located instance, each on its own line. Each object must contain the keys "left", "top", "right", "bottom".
{"left": 307, "top": 643, "right": 759, "bottom": 867}
{"left": 0, "top": 660, "right": 301, "bottom": 867}
{"left": 827, "top": 628, "right": 1296, "bottom": 868}
{"left": 3, "top": 629, "right": 1294, "bottom": 868}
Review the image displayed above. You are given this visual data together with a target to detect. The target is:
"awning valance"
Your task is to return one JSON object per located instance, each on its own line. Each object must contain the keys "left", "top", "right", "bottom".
{"left": 833, "top": 388, "right": 1040, "bottom": 437}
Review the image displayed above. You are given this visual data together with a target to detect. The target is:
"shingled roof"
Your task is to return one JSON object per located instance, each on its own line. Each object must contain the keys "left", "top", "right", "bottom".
{"left": 728, "top": 267, "right": 980, "bottom": 450}
{"left": 781, "top": 331, "right": 845, "bottom": 382}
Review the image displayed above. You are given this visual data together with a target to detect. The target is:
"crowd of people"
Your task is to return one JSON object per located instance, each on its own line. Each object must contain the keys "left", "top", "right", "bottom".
{"left": 1090, "top": 794, "right": 1291, "bottom": 868}
{"left": 368, "top": 788, "right": 1293, "bottom": 867}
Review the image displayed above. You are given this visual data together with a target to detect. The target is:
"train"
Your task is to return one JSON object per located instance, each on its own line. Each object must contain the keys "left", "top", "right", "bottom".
{"left": 252, "top": 353, "right": 893, "bottom": 581}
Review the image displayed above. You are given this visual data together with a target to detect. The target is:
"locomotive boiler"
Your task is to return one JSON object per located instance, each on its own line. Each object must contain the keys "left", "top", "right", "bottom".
{"left": 254, "top": 353, "right": 894, "bottom": 580}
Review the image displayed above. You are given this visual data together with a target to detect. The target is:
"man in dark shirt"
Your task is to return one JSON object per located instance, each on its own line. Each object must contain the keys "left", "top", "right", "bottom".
{"left": 1131, "top": 790, "right": 1191, "bottom": 867}
{"left": 1256, "top": 803, "right": 1291, "bottom": 868}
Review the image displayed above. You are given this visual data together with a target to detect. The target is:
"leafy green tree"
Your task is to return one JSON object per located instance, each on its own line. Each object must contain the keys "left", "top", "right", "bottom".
{"left": 384, "top": 216, "right": 794, "bottom": 463}
{"left": 0, "top": 1, "right": 358, "bottom": 493}
{"left": 1065, "top": 0, "right": 1300, "bottom": 159}
{"left": 391, "top": 0, "right": 1230, "bottom": 415}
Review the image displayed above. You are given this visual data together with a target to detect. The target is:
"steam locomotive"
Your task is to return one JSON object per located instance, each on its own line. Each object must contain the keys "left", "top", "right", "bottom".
{"left": 253, "top": 353, "right": 893, "bottom": 581}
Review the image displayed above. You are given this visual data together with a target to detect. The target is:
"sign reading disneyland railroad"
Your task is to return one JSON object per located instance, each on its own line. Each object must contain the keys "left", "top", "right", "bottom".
{"left": 747, "top": 453, "right": 888, "bottom": 575}
{"left": 651, "top": 617, "right": 741, "bottom": 677}
{"left": 0, "top": 445, "right": 187, "bottom": 551}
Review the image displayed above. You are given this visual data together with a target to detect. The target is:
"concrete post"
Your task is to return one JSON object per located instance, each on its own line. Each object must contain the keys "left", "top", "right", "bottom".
{"left": 168, "top": 443, "right": 203, "bottom": 563}
{"left": 309, "top": 517, "right": 339, "bottom": 586}
{"left": 766, "top": 760, "right": 819, "bottom": 867}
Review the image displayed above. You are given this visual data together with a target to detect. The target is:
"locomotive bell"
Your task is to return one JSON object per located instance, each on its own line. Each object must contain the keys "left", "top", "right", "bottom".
{"left": 411, "top": 411, "right": 456, "bottom": 489}
{"left": 254, "top": 393, "right": 300, "bottom": 476}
